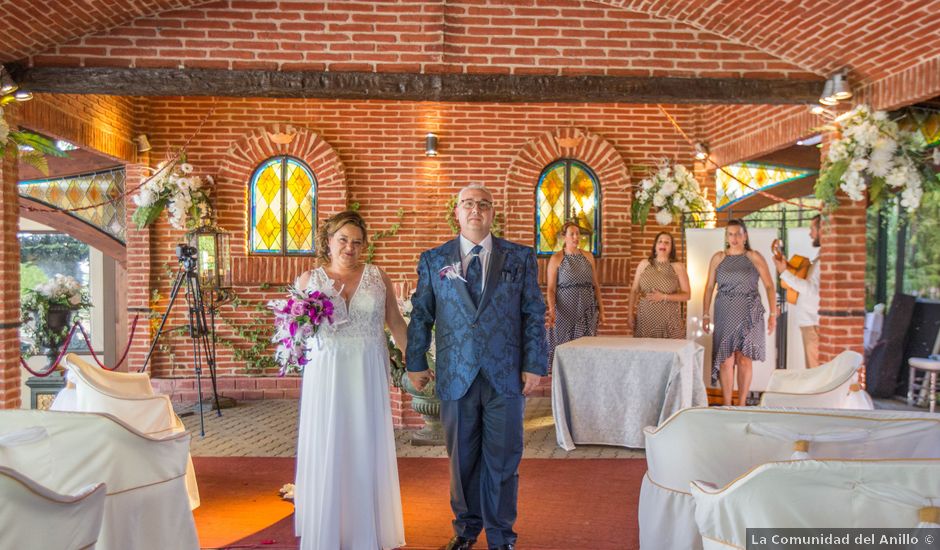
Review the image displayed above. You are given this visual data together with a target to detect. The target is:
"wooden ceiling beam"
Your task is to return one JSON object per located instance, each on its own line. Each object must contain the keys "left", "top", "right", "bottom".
{"left": 12, "top": 66, "right": 822, "bottom": 104}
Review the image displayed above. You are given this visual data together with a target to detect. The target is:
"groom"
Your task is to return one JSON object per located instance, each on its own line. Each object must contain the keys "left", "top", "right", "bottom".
{"left": 407, "top": 184, "right": 547, "bottom": 550}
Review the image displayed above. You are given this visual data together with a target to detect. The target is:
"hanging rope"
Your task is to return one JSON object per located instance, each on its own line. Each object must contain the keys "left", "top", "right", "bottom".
{"left": 656, "top": 104, "right": 824, "bottom": 213}
{"left": 19, "top": 314, "right": 141, "bottom": 377}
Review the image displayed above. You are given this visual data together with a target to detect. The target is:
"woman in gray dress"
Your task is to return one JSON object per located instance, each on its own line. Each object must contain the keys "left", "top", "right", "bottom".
{"left": 546, "top": 221, "right": 604, "bottom": 369}
{"left": 702, "top": 219, "right": 777, "bottom": 406}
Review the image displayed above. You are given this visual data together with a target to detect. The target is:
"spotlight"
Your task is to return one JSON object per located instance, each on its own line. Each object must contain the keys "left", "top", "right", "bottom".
{"left": 830, "top": 71, "right": 852, "bottom": 101}
{"left": 0, "top": 66, "right": 16, "bottom": 95}
{"left": 693, "top": 142, "right": 709, "bottom": 161}
{"left": 819, "top": 77, "right": 838, "bottom": 106}
{"left": 425, "top": 132, "right": 438, "bottom": 157}
{"left": 135, "top": 134, "right": 153, "bottom": 153}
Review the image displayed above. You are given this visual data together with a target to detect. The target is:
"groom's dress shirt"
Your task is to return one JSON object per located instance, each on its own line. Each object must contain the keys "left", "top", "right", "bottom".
{"left": 460, "top": 233, "right": 493, "bottom": 294}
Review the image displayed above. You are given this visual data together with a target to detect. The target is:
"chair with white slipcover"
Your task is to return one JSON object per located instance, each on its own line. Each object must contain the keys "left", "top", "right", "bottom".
{"left": 51, "top": 353, "right": 199, "bottom": 509}
{"left": 0, "top": 410, "right": 199, "bottom": 550}
{"left": 691, "top": 459, "right": 940, "bottom": 549}
{"left": 639, "top": 406, "right": 940, "bottom": 550}
{"left": 759, "top": 350, "right": 872, "bottom": 409}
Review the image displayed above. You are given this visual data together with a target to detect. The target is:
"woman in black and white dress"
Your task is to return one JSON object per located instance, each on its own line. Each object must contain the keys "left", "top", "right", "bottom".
{"left": 546, "top": 221, "right": 604, "bottom": 369}
{"left": 702, "top": 219, "right": 777, "bottom": 406}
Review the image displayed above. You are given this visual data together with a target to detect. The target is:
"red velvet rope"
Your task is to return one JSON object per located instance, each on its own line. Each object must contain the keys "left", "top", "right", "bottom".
{"left": 19, "top": 314, "right": 141, "bottom": 377}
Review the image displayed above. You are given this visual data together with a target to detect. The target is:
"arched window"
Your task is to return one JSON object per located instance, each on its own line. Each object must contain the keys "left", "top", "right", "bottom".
{"left": 249, "top": 156, "right": 317, "bottom": 255}
{"left": 536, "top": 159, "right": 600, "bottom": 256}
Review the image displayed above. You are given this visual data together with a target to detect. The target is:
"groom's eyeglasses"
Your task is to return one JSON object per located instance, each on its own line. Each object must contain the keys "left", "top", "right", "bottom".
{"left": 458, "top": 199, "right": 494, "bottom": 212}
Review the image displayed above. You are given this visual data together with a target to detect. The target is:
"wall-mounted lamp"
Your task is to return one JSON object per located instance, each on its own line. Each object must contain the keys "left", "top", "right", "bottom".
{"left": 135, "top": 134, "right": 153, "bottom": 153}
{"left": 425, "top": 132, "right": 438, "bottom": 157}
{"left": 693, "top": 142, "right": 709, "bottom": 161}
{"left": 819, "top": 69, "right": 852, "bottom": 106}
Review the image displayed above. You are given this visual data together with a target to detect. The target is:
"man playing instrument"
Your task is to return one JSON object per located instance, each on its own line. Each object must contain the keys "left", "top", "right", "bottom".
{"left": 773, "top": 215, "right": 822, "bottom": 368}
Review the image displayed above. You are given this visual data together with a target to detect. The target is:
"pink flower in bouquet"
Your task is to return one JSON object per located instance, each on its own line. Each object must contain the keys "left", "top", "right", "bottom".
{"left": 269, "top": 285, "right": 335, "bottom": 375}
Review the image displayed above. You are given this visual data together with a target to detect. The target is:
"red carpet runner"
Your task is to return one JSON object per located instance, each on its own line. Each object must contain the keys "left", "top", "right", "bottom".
{"left": 193, "top": 457, "right": 643, "bottom": 550}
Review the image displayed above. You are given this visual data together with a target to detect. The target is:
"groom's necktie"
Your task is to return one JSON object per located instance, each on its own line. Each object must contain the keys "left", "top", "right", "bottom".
{"left": 466, "top": 244, "right": 483, "bottom": 307}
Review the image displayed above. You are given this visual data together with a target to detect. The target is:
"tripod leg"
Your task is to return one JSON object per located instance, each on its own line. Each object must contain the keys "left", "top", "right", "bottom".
{"left": 187, "top": 273, "right": 224, "bottom": 416}
{"left": 192, "top": 342, "right": 206, "bottom": 438}
{"left": 141, "top": 267, "right": 188, "bottom": 373}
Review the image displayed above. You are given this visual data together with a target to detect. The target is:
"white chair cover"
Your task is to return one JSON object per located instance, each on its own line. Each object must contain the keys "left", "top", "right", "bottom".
{"left": 759, "top": 350, "right": 873, "bottom": 409}
{"left": 50, "top": 354, "right": 199, "bottom": 509}
{"left": 0, "top": 464, "right": 106, "bottom": 550}
{"left": 691, "top": 460, "right": 940, "bottom": 549}
{"left": 0, "top": 410, "right": 199, "bottom": 550}
{"left": 639, "top": 407, "right": 940, "bottom": 550}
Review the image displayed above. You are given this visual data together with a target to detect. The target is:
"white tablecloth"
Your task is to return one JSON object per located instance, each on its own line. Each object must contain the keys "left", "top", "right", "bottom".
{"left": 552, "top": 337, "right": 706, "bottom": 450}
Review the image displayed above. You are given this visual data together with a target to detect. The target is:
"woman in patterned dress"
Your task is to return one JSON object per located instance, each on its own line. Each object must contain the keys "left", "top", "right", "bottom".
{"left": 546, "top": 221, "right": 604, "bottom": 368}
{"left": 627, "top": 231, "right": 690, "bottom": 338}
{"left": 702, "top": 219, "right": 777, "bottom": 406}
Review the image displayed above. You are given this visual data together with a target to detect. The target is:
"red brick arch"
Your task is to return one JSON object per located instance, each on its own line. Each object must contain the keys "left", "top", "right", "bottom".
{"left": 218, "top": 124, "right": 348, "bottom": 284}
{"left": 504, "top": 128, "right": 633, "bottom": 285}
{"left": 504, "top": 127, "right": 629, "bottom": 245}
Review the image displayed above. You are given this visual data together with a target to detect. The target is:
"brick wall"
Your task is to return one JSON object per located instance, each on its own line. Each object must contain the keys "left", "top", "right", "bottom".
{"left": 18, "top": 94, "right": 138, "bottom": 163}
{"left": 1, "top": 106, "right": 21, "bottom": 408}
{"left": 132, "top": 98, "right": 703, "bottom": 384}
{"left": 30, "top": 0, "right": 810, "bottom": 79}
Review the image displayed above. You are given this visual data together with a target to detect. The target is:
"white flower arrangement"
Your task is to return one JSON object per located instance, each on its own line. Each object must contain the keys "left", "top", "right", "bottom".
{"left": 20, "top": 274, "right": 92, "bottom": 358}
{"left": 816, "top": 104, "right": 937, "bottom": 213}
{"left": 132, "top": 156, "right": 213, "bottom": 230}
{"left": 632, "top": 161, "right": 714, "bottom": 227}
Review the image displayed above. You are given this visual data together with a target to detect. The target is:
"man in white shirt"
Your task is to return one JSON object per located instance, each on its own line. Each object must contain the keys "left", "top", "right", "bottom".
{"left": 774, "top": 215, "right": 821, "bottom": 368}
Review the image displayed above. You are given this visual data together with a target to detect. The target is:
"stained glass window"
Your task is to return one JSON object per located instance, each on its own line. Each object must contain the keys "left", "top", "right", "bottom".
{"left": 18, "top": 167, "right": 126, "bottom": 242}
{"left": 715, "top": 162, "right": 817, "bottom": 210}
{"left": 536, "top": 159, "right": 600, "bottom": 256}
{"left": 249, "top": 156, "right": 316, "bottom": 255}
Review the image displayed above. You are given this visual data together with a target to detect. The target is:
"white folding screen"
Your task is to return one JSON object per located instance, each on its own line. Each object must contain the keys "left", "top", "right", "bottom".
{"left": 685, "top": 227, "right": 778, "bottom": 392}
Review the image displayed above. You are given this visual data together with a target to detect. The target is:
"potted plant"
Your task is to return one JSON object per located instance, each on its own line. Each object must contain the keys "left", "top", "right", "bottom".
{"left": 389, "top": 298, "right": 443, "bottom": 446}
{"left": 21, "top": 274, "right": 92, "bottom": 366}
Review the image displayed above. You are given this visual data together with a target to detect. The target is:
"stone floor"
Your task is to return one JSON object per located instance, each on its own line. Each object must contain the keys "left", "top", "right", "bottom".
{"left": 179, "top": 397, "right": 645, "bottom": 459}
{"left": 179, "top": 395, "right": 925, "bottom": 458}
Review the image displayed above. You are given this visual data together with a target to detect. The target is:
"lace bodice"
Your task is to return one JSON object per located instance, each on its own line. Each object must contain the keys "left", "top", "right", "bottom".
{"left": 303, "top": 263, "right": 387, "bottom": 341}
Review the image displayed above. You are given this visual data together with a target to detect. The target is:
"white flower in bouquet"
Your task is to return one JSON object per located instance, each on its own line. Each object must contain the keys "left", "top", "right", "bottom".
{"left": 849, "top": 157, "right": 868, "bottom": 173}
{"left": 900, "top": 183, "right": 923, "bottom": 211}
{"left": 641, "top": 178, "right": 654, "bottom": 191}
{"left": 827, "top": 140, "right": 849, "bottom": 163}
{"left": 817, "top": 104, "right": 935, "bottom": 214}
{"left": 655, "top": 209, "right": 674, "bottom": 226}
{"left": 652, "top": 192, "right": 666, "bottom": 207}
{"left": 659, "top": 179, "right": 678, "bottom": 197}
{"left": 132, "top": 156, "right": 213, "bottom": 230}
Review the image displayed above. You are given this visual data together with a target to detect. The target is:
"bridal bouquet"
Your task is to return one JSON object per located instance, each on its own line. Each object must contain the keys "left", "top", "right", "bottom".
{"left": 632, "top": 161, "right": 714, "bottom": 227}
{"left": 268, "top": 285, "right": 335, "bottom": 375}
{"left": 132, "top": 155, "right": 213, "bottom": 230}
{"left": 816, "top": 104, "right": 936, "bottom": 214}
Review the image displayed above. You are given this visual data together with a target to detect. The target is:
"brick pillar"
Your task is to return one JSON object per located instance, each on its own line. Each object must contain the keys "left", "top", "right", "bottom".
{"left": 817, "top": 196, "right": 867, "bottom": 363}
{"left": 124, "top": 162, "right": 154, "bottom": 372}
{"left": 1, "top": 107, "right": 21, "bottom": 408}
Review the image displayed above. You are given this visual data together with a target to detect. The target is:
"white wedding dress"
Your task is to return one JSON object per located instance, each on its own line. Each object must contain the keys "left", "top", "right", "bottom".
{"left": 294, "top": 264, "right": 405, "bottom": 550}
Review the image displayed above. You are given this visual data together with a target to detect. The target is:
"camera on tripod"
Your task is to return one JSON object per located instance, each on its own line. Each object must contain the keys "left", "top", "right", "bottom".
{"left": 176, "top": 244, "right": 199, "bottom": 271}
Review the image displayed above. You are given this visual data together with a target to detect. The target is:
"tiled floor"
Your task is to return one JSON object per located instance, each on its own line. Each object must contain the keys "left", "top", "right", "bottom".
{"left": 180, "top": 397, "right": 645, "bottom": 459}
{"left": 179, "top": 395, "right": 925, "bottom": 458}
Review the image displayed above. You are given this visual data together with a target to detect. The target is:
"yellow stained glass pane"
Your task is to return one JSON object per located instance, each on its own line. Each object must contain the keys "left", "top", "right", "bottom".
{"left": 284, "top": 160, "right": 315, "bottom": 253}
{"left": 569, "top": 164, "right": 596, "bottom": 252}
{"left": 537, "top": 164, "right": 567, "bottom": 253}
{"left": 251, "top": 160, "right": 282, "bottom": 253}
{"left": 715, "top": 162, "right": 815, "bottom": 209}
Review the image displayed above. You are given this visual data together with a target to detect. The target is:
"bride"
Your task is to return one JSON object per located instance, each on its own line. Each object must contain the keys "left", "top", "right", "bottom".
{"left": 293, "top": 210, "right": 408, "bottom": 549}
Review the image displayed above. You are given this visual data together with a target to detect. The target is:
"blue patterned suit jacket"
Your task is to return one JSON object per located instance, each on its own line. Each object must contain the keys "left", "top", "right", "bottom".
{"left": 406, "top": 237, "right": 548, "bottom": 401}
